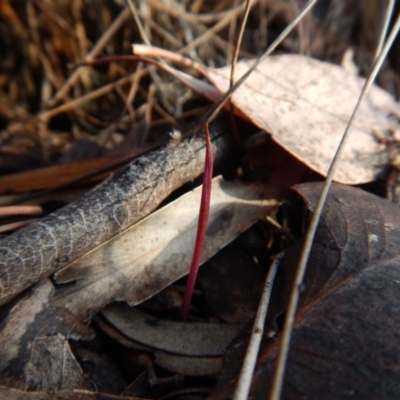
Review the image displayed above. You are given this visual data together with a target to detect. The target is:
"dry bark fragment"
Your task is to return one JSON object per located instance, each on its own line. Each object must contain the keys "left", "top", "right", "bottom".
{"left": 0, "top": 121, "right": 235, "bottom": 306}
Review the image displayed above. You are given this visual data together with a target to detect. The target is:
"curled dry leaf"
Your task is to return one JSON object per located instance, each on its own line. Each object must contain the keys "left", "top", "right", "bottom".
{"left": 101, "top": 303, "right": 242, "bottom": 357}
{"left": 206, "top": 54, "right": 400, "bottom": 184}
{"left": 212, "top": 183, "right": 400, "bottom": 399}
{"left": 24, "top": 334, "right": 91, "bottom": 392}
{"left": 52, "top": 176, "right": 279, "bottom": 320}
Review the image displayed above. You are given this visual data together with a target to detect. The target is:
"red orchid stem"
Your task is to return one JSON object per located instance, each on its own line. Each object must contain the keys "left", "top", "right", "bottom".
{"left": 180, "top": 124, "right": 214, "bottom": 321}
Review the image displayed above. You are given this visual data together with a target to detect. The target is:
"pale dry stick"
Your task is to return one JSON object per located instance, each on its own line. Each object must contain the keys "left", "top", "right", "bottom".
{"left": 268, "top": 10, "right": 400, "bottom": 400}
{"left": 48, "top": 6, "right": 131, "bottom": 107}
{"left": 233, "top": 253, "right": 283, "bottom": 400}
{"left": 374, "top": 0, "right": 395, "bottom": 59}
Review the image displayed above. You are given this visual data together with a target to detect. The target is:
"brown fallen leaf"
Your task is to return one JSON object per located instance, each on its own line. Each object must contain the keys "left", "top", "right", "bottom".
{"left": 24, "top": 334, "right": 91, "bottom": 391}
{"left": 207, "top": 55, "right": 400, "bottom": 184}
{"left": 212, "top": 182, "right": 400, "bottom": 399}
{"left": 133, "top": 46, "right": 400, "bottom": 185}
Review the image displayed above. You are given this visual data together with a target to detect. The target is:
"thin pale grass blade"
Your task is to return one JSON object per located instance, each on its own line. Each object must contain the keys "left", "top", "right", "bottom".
{"left": 374, "top": 0, "right": 395, "bottom": 59}
{"left": 269, "top": 8, "right": 400, "bottom": 400}
{"left": 233, "top": 252, "right": 283, "bottom": 400}
{"left": 230, "top": 0, "right": 254, "bottom": 87}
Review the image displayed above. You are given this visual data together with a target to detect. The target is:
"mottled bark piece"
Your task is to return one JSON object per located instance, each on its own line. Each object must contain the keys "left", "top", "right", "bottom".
{"left": 0, "top": 122, "right": 234, "bottom": 306}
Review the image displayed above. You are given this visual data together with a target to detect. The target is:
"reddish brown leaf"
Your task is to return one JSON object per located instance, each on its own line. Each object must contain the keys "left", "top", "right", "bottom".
{"left": 213, "top": 183, "right": 400, "bottom": 399}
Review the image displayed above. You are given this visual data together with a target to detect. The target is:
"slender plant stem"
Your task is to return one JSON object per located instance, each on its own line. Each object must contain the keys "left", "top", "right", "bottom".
{"left": 374, "top": 0, "right": 395, "bottom": 60}
{"left": 180, "top": 124, "right": 214, "bottom": 321}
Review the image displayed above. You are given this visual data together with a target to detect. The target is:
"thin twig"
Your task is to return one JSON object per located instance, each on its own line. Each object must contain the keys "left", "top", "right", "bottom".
{"left": 268, "top": 8, "right": 400, "bottom": 400}
{"left": 233, "top": 252, "right": 283, "bottom": 400}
